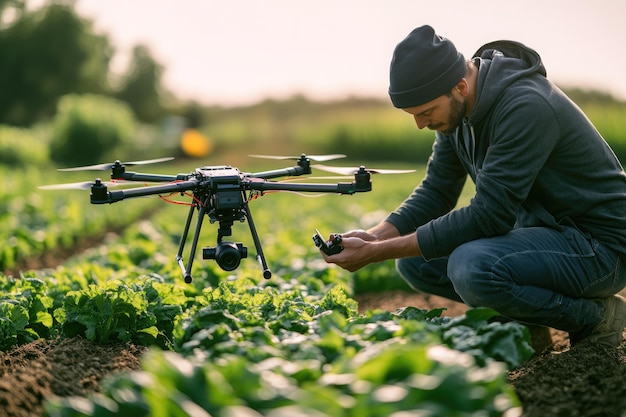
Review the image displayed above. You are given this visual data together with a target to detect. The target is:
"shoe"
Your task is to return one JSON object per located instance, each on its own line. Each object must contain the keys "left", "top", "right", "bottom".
{"left": 527, "top": 324, "right": 553, "bottom": 353}
{"left": 576, "top": 294, "right": 626, "bottom": 349}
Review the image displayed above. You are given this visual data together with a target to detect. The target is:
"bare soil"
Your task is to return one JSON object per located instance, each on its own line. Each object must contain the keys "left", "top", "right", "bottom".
{"left": 0, "top": 337, "right": 145, "bottom": 417}
{"left": 1, "top": 290, "right": 625, "bottom": 416}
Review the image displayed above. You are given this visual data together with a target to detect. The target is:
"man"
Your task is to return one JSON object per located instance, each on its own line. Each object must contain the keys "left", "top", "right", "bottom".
{"left": 321, "top": 25, "right": 626, "bottom": 349}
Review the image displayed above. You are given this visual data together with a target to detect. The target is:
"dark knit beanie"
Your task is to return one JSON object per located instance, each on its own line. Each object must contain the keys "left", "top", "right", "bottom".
{"left": 389, "top": 25, "right": 466, "bottom": 108}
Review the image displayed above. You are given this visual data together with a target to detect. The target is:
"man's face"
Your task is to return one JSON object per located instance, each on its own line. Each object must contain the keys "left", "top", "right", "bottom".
{"left": 402, "top": 93, "right": 466, "bottom": 135}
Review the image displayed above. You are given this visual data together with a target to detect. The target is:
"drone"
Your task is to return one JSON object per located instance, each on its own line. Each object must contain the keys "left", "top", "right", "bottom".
{"left": 40, "top": 154, "right": 414, "bottom": 282}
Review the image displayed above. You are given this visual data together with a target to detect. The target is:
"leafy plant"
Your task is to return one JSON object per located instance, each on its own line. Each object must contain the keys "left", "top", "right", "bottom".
{"left": 0, "top": 277, "right": 55, "bottom": 350}
{"left": 55, "top": 277, "right": 186, "bottom": 348}
{"left": 0, "top": 301, "right": 30, "bottom": 350}
{"left": 439, "top": 307, "right": 534, "bottom": 368}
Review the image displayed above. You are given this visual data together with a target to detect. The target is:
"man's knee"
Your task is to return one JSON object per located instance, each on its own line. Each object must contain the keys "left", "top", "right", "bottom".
{"left": 396, "top": 257, "right": 429, "bottom": 291}
{"left": 396, "top": 257, "right": 464, "bottom": 302}
{"left": 448, "top": 243, "right": 502, "bottom": 308}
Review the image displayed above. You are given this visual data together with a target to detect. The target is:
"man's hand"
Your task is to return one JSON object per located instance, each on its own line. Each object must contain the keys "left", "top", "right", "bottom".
{"left": 318, "top": 223, "right": 398, "bottom": 272}
{"left": 319, "top": 223, "right": 421, "bottom": 273}
{"left": 320, "top": 236, "right": 373, "bottom": 272}
{"left": 318, "top": 227, "right": 387, "bottom": 271}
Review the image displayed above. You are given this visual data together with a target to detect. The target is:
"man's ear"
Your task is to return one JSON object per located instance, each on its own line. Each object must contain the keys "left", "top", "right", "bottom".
{"left": 454, "top": 78, "right": 470, "bottom": 97}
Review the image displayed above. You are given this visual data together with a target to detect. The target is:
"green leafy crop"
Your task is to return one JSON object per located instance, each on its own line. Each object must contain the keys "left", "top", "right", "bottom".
{"left": 55, "top": 277, "right": 185, "bottom": 348}
{"left": 0, "top": 277, "right": 54, "bottom": 350}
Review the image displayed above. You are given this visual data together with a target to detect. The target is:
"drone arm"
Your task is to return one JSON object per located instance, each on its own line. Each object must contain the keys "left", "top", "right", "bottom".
{"left": 116, "top": 171, "right": 187, "bottom": 182}
{"left": 91, "top": 180, "right": 199, "bottom": 204}
{"left": 247, "top": 180, "right": 371, "bottom": 195}
{"left": 248, "top": 165, "right": 310, "bottom": 179}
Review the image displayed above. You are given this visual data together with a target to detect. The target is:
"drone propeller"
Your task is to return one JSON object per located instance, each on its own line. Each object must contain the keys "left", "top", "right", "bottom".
{"left": 311, "top": 164, "right": 416, "bottom": 176}
{"left": 38, "top": 179, "right": 123, "bottom": 191}
{"left": 249, "top": 153, "right": 346, "bottom": 162}
{"left": 58, "top": 157, "right": 175, "bottom": 172}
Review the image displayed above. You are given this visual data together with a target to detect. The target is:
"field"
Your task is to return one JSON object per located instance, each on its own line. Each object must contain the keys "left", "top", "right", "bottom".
{"left": 2, "top": 95, "right": 626, "bottom": 416}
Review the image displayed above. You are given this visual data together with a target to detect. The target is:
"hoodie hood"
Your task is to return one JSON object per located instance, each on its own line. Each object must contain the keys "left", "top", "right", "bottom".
{"left": 469, "top": 40, "right": 546, "bottom": 123}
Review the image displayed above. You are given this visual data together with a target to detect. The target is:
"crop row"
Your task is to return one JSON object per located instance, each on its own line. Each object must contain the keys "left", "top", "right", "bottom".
{"left": 0, "top": 164, "right": 159, "bottom": 271}
{"left": 5, "top": 264, "right": 530, "bottom": 416}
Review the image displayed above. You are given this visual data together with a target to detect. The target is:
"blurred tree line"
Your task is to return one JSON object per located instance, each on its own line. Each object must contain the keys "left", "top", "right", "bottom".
{"left": 0, "top": 0, "right": 624, "bottom": 166}
{"left": 0, "top": 0, "right": 168, "bottom": 126}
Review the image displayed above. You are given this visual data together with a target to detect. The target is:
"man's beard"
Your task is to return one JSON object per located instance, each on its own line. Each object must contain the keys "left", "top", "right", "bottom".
{"left": 440, "top": 95, "right": 466, "bottom": 135}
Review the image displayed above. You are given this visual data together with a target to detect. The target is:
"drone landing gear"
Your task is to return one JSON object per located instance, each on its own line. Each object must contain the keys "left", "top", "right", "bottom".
{"left": 176, "top": 198, "right": 271, "bottom": 283}
{"left": 243, "top": 203, "right": 272, "bottom": 279}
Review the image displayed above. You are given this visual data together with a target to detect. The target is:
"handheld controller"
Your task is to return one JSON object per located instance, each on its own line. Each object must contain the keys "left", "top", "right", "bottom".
{"left": 313, "top": 229, "right": 343, "bottom": 255}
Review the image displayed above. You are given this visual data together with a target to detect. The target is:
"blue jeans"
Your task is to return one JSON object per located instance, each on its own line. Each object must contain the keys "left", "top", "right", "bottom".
{"left": 396, "top": 226, "right": 626, "bottom": 334}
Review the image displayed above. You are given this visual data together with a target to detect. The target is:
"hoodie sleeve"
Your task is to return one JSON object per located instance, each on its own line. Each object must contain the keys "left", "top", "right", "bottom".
{"left": 415, "top": 86, "right": 560, "bottom": 259}
{"left": 385, "top": 132, "right": 468, "bottom": 235}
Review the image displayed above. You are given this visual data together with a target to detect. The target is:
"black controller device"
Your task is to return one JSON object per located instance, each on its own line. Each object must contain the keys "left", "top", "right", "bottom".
{"left": 313, "top": 229, "right": 344, "bottom": 255}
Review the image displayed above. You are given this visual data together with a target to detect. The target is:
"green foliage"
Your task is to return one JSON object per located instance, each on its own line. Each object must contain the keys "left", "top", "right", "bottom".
{"left": 0, "top": 301, "right": 30, "bottom": 351}
{"left": 0, "top": 277, "right": 54, "bottom": 349}
{"left": 205, "top": 96, "right": 417, "bottom": 157}
{"left": 173, "top": 280, "right": 359, "bottom": 358}
{"left": 201, "top": 92, "right": 626, "bottom": 165}
{"left": 44, "top": 307, "right": 526, "bottom": 416}
{"left": 115, "top": 44, "right": 166, "bottom": 123}
{"left": 580, "top": 102, "right": 626, "bottom": 162}
{"left": 0, "top": 199, "right": 532, "bottom": 414}
{"left": 0, "top": 124, "right": 49, "bottom": 166}
{"left": 318, "top": 122, "right": 435, "bottom": 164}
{"left": 49, "top": 94, "right": 135, "bottom": 166}
{"left": 0, "top": 164, "right": 158, "bottom": 271}
{"left": 0, "top": 3, "right": 112, "bottom": 126}
{"left": 437, "top": 307, "right": 534, "bottom": 367}
{"left": 174, "top": 279, "right": 531, "bottom": 369}
{"left": 56, "top": 277, "right": 186, "bottom": 348}
{"left": 352, "top": 260, "right": 414, "bottom": 293}
{"left": 0, "top": 2, "right": 171, "bottom": 128}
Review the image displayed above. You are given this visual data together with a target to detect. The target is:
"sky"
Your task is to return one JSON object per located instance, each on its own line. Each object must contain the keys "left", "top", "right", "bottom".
{"left": 70, "top": 0, "right": 626, "bottom": 106}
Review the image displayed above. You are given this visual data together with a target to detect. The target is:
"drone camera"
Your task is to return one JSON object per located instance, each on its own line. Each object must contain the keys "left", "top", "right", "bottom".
{"left": 203, "top": 242, "right": 248, "bottom": 271}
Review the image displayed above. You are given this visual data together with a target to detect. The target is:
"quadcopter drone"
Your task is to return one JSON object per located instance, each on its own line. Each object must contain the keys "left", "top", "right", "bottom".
{"left": 40, "top": 154, "right": 414, "bottom": 282}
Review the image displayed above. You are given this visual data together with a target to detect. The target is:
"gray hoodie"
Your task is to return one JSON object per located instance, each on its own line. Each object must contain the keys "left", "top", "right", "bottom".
{"left": 386, "top": 40, "right": 626, "bottom": 260}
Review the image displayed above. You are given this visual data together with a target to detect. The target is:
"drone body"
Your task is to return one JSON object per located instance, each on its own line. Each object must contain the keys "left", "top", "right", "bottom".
{"left": 41, "top": 154, "right": 414, "bottom": 282}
